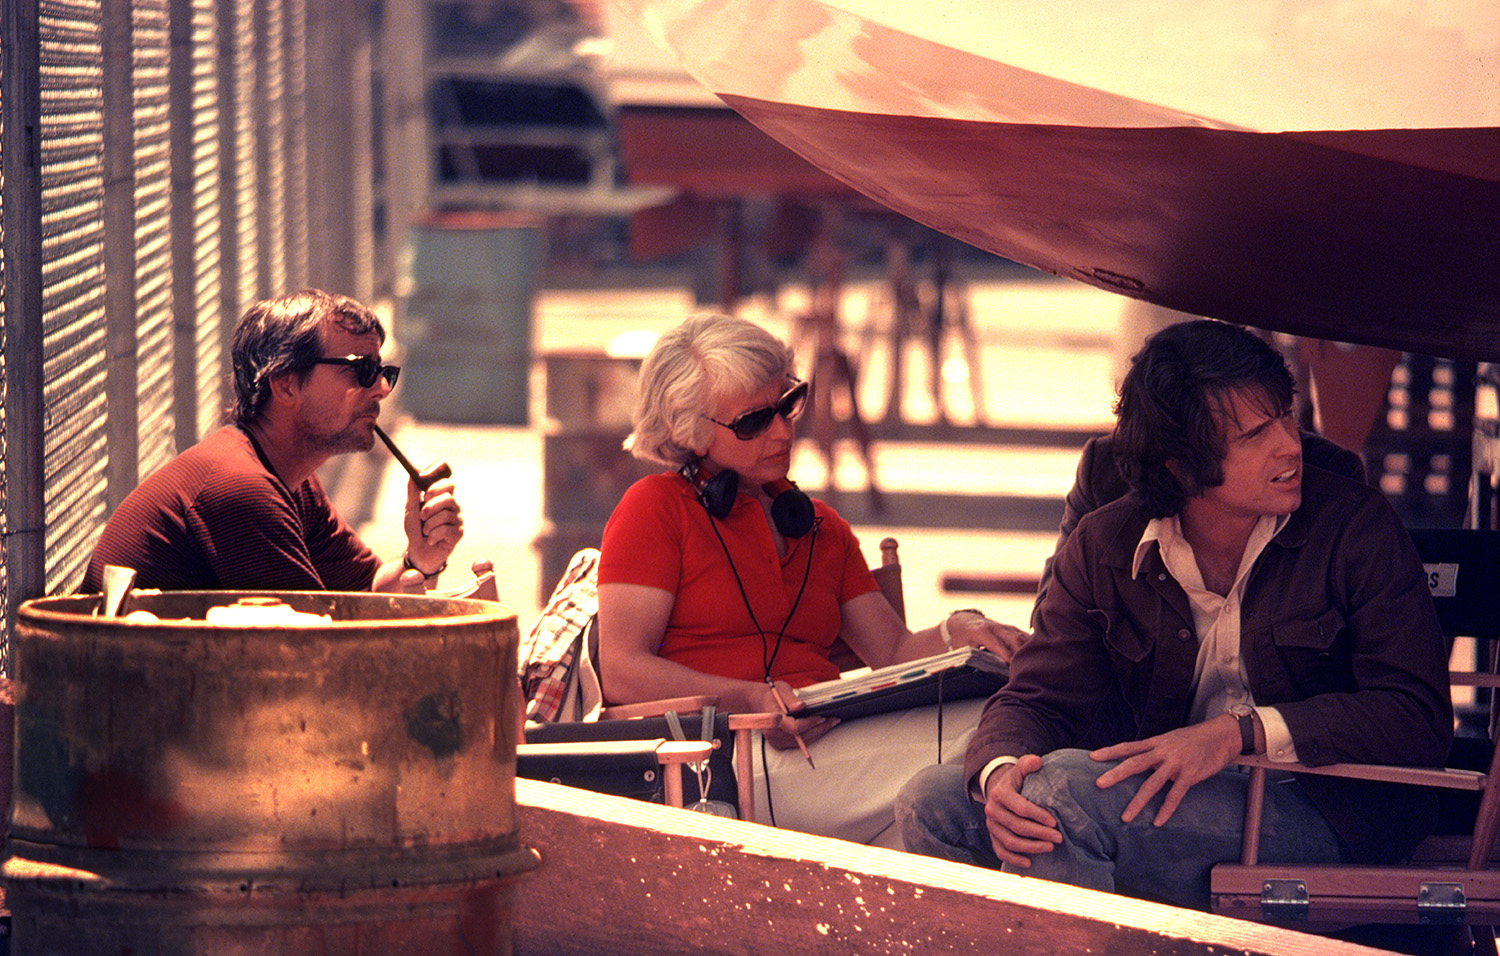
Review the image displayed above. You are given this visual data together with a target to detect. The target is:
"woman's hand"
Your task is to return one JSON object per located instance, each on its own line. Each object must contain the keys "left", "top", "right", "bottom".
{"left": 837, "top": 592, "right": 1031, "bottom": 668}
{"left": 753, "top": 680, "right": 840, "bottom": 750}
{"left": 945, "top": 610, "right": 1029, "bottom": 661}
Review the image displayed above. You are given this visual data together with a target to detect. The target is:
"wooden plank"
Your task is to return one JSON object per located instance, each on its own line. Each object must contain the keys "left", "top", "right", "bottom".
{"left": 615, "top": 105, "right": 856, "bottom": 199}
{"left": 513, "top": 779, "right": 1390, "bottom": 956}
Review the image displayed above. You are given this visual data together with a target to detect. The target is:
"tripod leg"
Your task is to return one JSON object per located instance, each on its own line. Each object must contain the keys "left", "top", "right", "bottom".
{"left": 836, "top": 352, "right": 885, "bottom": 514}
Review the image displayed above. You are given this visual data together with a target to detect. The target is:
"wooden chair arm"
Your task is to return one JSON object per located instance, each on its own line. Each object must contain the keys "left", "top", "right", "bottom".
{"left": 656, "top": 740, "right": 715, "bottom": 765}
{"left": 600, "top": 695, "right": 720, "bottom": 720}
{"left": 518, "top": 738, "right": 667, "bottom": 758}
{"left": 1232, "top": 753, "right": 1485, "bottom": 791}
{"left": 1451, "top": 673, "right": 1500, "bottom": 689}
{"left": 514, "top": 738, "right": 715, "bottom": 810}
{"left": 1234, "top": 754, "right": 1485, "bottom": 866}
{"left": 726, "top": 713, "right": 782, "bottom": 731}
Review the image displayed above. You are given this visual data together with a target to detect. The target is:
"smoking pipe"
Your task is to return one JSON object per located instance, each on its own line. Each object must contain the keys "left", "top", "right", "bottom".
{"left": 373, "top": 424, "right": 452, "bottom": 492}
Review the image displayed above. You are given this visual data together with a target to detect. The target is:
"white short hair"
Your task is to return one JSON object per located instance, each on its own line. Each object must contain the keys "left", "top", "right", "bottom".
{"left": 625, "top": 313, "right": 795, "bottom": 468}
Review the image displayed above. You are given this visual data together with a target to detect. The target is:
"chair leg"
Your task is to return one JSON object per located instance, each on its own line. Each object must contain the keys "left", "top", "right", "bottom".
{"left": 1240, "top": 765, "right": 1267, "bottom": 865}
{"left": 727, "top": 714, "right": 781, "bottom": 825}
{"left": 735, "top": 728, "right": 756, "bottom": 823}
{"left": 1469, "top": 748, "right": 1500, "bottom": 870}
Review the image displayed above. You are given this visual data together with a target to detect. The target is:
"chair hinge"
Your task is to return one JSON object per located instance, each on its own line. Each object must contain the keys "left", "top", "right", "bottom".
{"left": 1260, "top": 879, "right": 1309, "bottom": 920}
{"left": 1417, "top": 882, "right": 1466, "bottom": 925}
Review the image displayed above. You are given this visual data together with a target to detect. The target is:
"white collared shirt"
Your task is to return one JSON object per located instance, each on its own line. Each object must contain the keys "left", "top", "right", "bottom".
{"left": 1135, "top": 513, "right": 1298, "bottom": 762}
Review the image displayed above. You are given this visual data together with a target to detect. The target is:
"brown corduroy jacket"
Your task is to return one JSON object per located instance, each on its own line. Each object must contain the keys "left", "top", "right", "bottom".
{"left": 968, "top": 464, "right": 1453, "bottom": 864}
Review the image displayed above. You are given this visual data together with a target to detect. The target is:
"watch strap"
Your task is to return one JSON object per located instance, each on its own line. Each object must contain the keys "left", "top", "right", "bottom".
{"left": 1235, "top": 708, "right": 1256, "bottom": 755}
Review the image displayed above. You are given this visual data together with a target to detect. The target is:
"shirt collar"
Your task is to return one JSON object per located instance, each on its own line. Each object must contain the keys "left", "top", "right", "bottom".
{"left": 1132, "top": 512, "right": 1290, "bottom": 579}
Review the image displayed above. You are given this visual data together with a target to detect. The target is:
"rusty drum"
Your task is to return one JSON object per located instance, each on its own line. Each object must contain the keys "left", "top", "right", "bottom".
{"left": 4, "top": 590, "right": 538, "bottom": 955}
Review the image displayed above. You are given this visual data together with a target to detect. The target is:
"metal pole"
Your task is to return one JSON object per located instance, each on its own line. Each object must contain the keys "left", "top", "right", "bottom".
{"left": 1, "top": 0, "right": 47, "bottom": 663}
{"left": 169, "top": 0, "right": 203, "bottom": 446}
{"left": 103, "top": 0, "right": 143, "bottom": 508}
{"left": 216, "top": 0, "right": 248, "bottom": 419}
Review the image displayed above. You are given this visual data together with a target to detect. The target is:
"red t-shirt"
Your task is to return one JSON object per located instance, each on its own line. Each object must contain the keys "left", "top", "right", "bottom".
{"left": 598, "top": 472, "right": 879, "bottom": 687}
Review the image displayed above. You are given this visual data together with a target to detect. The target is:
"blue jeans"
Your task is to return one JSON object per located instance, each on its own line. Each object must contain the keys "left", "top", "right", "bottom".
{"left": 895, "top": 748, "right": 1347, "bottom": 910}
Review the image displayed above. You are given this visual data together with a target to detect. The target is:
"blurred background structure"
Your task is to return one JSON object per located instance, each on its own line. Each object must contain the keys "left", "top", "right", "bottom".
{"left": 0, "top": 0, "right": 1484, "bottom": 661}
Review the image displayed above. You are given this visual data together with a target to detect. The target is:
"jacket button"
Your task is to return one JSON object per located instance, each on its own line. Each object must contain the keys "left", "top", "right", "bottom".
{"left": 1178, "top": 629, "right": 1191, "bottom": 641}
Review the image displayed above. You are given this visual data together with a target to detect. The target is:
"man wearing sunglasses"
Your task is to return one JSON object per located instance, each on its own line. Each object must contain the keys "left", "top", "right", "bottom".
{"left": 83, "top": 289, "right": 462, "bottom": 594}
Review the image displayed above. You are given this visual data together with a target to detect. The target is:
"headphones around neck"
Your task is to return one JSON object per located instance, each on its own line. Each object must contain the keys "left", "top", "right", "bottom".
{"left": 683, "top": 462, "right": 815, "bottom": 538}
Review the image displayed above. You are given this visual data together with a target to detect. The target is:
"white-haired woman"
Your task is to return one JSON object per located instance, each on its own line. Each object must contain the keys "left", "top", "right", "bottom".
{"left": 597, "top": 313, "right": 1023, "bottom": 845}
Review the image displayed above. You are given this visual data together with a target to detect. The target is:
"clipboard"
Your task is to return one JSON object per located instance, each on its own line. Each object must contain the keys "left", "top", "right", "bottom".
{"left": 795, "top": 646, "right": 1008, "bottom": 721}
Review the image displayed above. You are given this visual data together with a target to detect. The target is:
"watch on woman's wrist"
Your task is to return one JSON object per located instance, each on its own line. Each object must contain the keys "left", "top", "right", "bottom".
{"left": 939, "top": 608, "right": 985, "bottom": 648}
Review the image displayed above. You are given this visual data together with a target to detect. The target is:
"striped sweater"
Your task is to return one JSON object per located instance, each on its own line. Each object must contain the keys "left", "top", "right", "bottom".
{"left": 82, "top": 425, "right": 379, "bottom": 593}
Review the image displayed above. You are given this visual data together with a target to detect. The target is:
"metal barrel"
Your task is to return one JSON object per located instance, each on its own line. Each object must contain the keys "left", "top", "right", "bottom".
{"left": 4, "top": 590, "right": 538, "bottom": 956}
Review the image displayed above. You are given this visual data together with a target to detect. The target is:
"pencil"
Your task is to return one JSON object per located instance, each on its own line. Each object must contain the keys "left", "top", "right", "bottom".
{"left": 769, "top": 683, "right": 815, "bottom": 769}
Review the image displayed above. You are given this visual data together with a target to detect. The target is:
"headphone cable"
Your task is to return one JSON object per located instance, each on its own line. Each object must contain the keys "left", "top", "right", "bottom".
{"left": 702, "top": 503, "right": 820, "bottom": 683}
{"left": 763, "top": 518, "right": 821, "bottom": 681}
{"left": 695, "top": 472, "right": 822, "bottom": 825}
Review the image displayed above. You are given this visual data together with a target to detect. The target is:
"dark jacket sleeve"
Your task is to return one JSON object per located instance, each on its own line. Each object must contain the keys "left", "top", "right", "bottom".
{"left": 971, "top": 501, "right": 1141, "bottom": 785}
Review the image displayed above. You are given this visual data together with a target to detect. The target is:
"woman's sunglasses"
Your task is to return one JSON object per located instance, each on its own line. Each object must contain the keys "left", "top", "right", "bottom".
{"left": 312, "top": 355, "right": 401, "bottom": 389}
{"left": 706, "top": 379, "right": 808, "bottom": 440}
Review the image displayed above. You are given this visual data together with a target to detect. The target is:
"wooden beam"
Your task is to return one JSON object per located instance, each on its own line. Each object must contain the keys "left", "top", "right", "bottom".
{"left": 940, "top": 572, "right": 1043, "bottom": 595}
{"left": 513, "top": 778, "right": 1388, "bottom": 956}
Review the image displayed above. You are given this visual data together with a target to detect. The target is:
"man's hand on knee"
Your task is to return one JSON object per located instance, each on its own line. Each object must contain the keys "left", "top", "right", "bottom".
{"left": 1089, "top": 719, "right": 1240, "bottom": 826}
{"left": 982, "top": 754, "right": 1061, "bottom": 868}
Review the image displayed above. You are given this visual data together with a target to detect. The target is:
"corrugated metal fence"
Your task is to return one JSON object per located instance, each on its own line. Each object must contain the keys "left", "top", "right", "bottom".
{"left": 0, "top": 0, "right": 387, "bottom": 670}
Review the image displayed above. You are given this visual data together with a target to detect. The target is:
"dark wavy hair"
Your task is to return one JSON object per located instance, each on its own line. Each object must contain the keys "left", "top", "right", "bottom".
{"left": 229, "top": 289, "right": 384, "bottom": 425}
{"left": 1113, "top": 319, "right": 1295, "bottom": 518}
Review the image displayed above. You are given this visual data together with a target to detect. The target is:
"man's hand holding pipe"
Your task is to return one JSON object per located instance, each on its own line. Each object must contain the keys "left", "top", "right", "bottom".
{"left": 401, "top": 460, "right": 462, "bottom": 584}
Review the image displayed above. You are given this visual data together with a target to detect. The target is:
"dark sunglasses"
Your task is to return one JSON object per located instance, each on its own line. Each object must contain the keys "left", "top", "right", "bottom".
{"left": 312, "top": 355, "right": 400, "bottom": 389}
{"left": 706, "top": 379, "right": 808, "bottom": 440}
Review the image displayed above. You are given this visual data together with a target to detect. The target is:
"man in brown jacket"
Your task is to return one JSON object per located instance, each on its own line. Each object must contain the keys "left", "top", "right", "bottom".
{"left": 897, "top": 319, "right": 1451, "bottom": 909}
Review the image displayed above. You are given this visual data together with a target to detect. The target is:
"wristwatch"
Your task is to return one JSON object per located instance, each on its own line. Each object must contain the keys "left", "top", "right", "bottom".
{"left": 1228, "top": 703, "right": 1258, "bottom": 755}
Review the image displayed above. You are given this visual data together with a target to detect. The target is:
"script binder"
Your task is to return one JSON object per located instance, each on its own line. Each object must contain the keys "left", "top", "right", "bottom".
{"left": 794, "top": 646, "right": 1008, "bottom": 720}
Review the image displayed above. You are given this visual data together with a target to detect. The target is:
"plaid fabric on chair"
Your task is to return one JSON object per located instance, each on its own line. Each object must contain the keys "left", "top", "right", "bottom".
{"left": 518, "top": 548, "right": 601, "bottom": 723}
